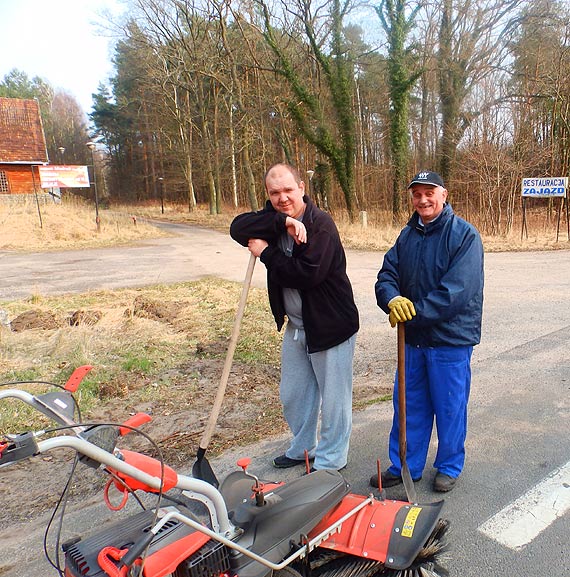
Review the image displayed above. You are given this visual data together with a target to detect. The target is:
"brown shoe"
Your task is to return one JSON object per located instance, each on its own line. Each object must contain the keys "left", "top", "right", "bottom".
{"left": 370, "top": 470, "right": 422, "bottom": 488}
{"left": 433, "top": 473, "right": 457, "bottom": 492}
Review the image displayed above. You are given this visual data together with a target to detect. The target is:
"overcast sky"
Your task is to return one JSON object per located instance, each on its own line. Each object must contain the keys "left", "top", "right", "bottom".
{"left": 0, "top": 0, "right": 125, "bottom": 113}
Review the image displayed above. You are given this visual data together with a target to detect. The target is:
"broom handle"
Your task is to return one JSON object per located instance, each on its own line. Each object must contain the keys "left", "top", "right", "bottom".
{"left": 198, "top": 253, "right": 257, "bottom": 450}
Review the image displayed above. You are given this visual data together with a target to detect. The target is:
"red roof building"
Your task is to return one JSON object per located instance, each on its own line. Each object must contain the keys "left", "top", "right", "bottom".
{"left": 0, "top": 97, "right": 49, "bottom": 195}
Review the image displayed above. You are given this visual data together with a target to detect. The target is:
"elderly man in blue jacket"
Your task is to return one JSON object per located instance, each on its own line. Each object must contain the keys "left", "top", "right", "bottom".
{"left": 371, "top": 171, "right": 484, "bottom": 492}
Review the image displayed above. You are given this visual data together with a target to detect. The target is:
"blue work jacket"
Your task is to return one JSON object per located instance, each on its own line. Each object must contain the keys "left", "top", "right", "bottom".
{"left": 376, "top": 203, "right": 484, "bottom": 347}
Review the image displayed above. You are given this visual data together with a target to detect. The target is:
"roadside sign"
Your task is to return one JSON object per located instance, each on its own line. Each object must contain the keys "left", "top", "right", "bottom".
{"left": 39, "top": 165, "right": 90, "bottom": 188}
{"left": 521, "top": 177, "right": 567, "bottom": 198}
{"left": 521, "top": 176, "right": 569, "bottom": 241}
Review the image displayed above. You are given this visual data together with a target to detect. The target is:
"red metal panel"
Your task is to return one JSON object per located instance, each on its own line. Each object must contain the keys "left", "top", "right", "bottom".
{"left": 308, "top": 494, "right": 407, "bottom": 562}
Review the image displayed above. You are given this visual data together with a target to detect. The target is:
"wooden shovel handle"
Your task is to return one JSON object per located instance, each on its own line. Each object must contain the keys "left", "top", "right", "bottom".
{"left": 397, "top": 322, "right": 407, "bottom": 454}
{"left": 198, "top": 253, "right": 257, "bottom": 450}
{"left": 398, "top": 321, "right": 417, "bottom": 502}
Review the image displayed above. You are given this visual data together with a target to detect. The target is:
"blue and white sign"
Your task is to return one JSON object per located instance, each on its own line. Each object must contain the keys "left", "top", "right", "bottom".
{"left": 522, "top": 177, "right": 567, "bottom": 198}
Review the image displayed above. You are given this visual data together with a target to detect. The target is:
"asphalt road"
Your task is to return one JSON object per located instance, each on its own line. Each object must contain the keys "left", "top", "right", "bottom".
{"left": 1, "top": 221, "right": 569, "bottom": 576}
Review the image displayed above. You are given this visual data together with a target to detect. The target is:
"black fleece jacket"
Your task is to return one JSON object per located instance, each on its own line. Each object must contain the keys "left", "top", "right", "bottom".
{"left": 229, "top": 196, "right": 359, "bottom": 353}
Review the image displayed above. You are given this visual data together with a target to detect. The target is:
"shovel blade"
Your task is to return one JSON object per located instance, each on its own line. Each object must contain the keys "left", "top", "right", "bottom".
{"left": 192, "top": 447, "right": 219, "bottom": 488}
{"left": 401, "top": 461, "right": 417, "bottom": 503}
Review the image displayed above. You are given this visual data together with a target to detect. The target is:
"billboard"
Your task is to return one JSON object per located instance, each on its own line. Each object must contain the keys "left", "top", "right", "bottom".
{"left": 521, "top": 177, "right": 567, "bottom": 198}
{"left": 39, "top": 165, "right": 90, "bottom": 189}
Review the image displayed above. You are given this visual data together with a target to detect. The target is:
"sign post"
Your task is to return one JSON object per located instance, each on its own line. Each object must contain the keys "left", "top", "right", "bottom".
{"left": 521, "top": 177, "right": 568, "bottom": 241}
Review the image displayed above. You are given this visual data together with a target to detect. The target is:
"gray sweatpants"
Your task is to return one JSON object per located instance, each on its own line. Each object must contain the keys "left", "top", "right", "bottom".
{"left": 280, "top": 323, "right": 356, "bottom": 470}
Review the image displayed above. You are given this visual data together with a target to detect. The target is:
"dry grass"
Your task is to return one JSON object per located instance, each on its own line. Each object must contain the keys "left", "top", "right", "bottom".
{"left": 333, "top": 209, "right": 570, "bottom": 253}
{"left": 2, "top": 197, "right": 568, "bottom": 253}
{"left": 114, "top": 202, "right": 237, "bottom": 233}
{"left": 0, "top": 196, "right": 170, "bottom": 252}
{"left": 119, "top": 201, "right": 570, "bottom": 254}
{"left": 0, "top": 280, "right": 281, "bottom": 434}
{"left": 0, "top": 280, "right": 280, "bottom": 379}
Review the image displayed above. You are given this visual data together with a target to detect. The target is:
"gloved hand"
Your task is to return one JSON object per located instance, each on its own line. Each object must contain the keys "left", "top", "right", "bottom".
{"left": 388, "top": 296, "right": 416, "bottom": 328}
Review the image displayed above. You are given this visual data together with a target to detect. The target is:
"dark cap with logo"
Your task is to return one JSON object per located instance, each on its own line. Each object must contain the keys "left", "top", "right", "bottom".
{"left": 408, "top": 171, "right": 445, "bottom": 189}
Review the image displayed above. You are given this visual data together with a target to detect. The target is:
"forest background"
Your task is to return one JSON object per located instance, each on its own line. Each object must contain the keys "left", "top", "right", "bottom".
{"left": 1, "top": 0, "right": 569, "bottom": 237}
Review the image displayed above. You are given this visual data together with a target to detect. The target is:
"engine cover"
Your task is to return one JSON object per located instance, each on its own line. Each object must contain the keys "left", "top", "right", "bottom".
{"left": 63, "top": 506, "right": 229, "bottom": 577}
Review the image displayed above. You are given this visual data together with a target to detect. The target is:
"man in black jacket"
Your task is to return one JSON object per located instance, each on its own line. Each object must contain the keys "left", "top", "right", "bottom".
{"left": 230, "top": 163, "right": 359, "bottom": 472}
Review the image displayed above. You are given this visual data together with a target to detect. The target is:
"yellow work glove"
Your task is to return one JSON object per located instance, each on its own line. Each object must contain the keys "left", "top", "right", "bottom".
{"left": 388, "top": 296, "right": 416, "bottom": 328}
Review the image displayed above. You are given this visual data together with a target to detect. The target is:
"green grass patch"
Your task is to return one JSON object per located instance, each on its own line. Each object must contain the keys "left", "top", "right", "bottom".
{"left": 0, "top": 278, "right": 279, "bottom": 433}
{"left": 354, "top": 394, "right": 393, "bottom": 409}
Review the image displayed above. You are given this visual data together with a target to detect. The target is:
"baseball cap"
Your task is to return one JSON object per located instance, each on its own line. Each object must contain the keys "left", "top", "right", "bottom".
{"left": 408, "top": 171, "right": 445, "bottom": 189}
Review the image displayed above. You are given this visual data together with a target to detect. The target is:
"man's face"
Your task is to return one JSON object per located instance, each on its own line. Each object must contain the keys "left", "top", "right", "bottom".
{"left": 265, "top": 165, "right": 306, "bottom": 218}
{"left": 410, "top": 184, "right": 448, "bottom": 223}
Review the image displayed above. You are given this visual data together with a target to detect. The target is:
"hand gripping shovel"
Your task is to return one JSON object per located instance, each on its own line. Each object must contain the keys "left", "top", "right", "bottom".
{"left": 398, "top": 322, "right": 417, "bottom": 503}
{"left": 192, "top": 253, "right": 257, "bottom": 487}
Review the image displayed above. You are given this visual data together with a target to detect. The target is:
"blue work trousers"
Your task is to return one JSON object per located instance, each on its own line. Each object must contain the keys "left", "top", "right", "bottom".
{"left": 280, "top": 323, "right": 356, "bottom": 470}
{"left": 388, "top": 344, "right": 473, "bottom": 479}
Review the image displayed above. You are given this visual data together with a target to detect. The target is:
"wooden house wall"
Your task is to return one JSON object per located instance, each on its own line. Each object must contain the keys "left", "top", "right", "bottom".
{"left": 0, "top": 98, "right": 49, "bottom": 197}
{"left": 0, "top": 165, "right": 42, "bottom": 195}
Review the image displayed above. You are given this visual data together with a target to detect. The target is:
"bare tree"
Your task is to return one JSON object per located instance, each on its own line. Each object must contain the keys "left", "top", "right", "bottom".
{"left": 511, "top": 0, "right": 570, "bottom": 176}
{"left": 216, "top": 0, "right": 259, "bottom": 210}
{"left": 375, "top": 0, "right": 422, "bottom": 217}
{"left": 49, "top": 91, "right": 91, "bottom": 166}
{"left": 130, "top": 0, "right": 229, "bottom": 213}
{"left": 254, "top": 0, "right": 360, "bottom": 219}
{"left": 437, "top": 0, "right": 526, "bottom": 182}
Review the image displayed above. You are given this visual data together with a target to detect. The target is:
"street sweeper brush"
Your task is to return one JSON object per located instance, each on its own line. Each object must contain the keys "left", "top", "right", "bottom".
{"left": 381, "top": 518, "right": 450, "bottom": 577}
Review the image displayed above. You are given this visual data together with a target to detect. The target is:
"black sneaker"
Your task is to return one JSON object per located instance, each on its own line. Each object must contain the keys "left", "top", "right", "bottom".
{"left": 433, "top": 473, "right": 456, "bottom": 492}
{"left": 370, "top": 470, "right": 422, "bottom": 488}
{"left": 304, "top": 466, "right": 345, "bottom": 475}
{"left": 272, "top": 454, "right": 307, "bottom": 468}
